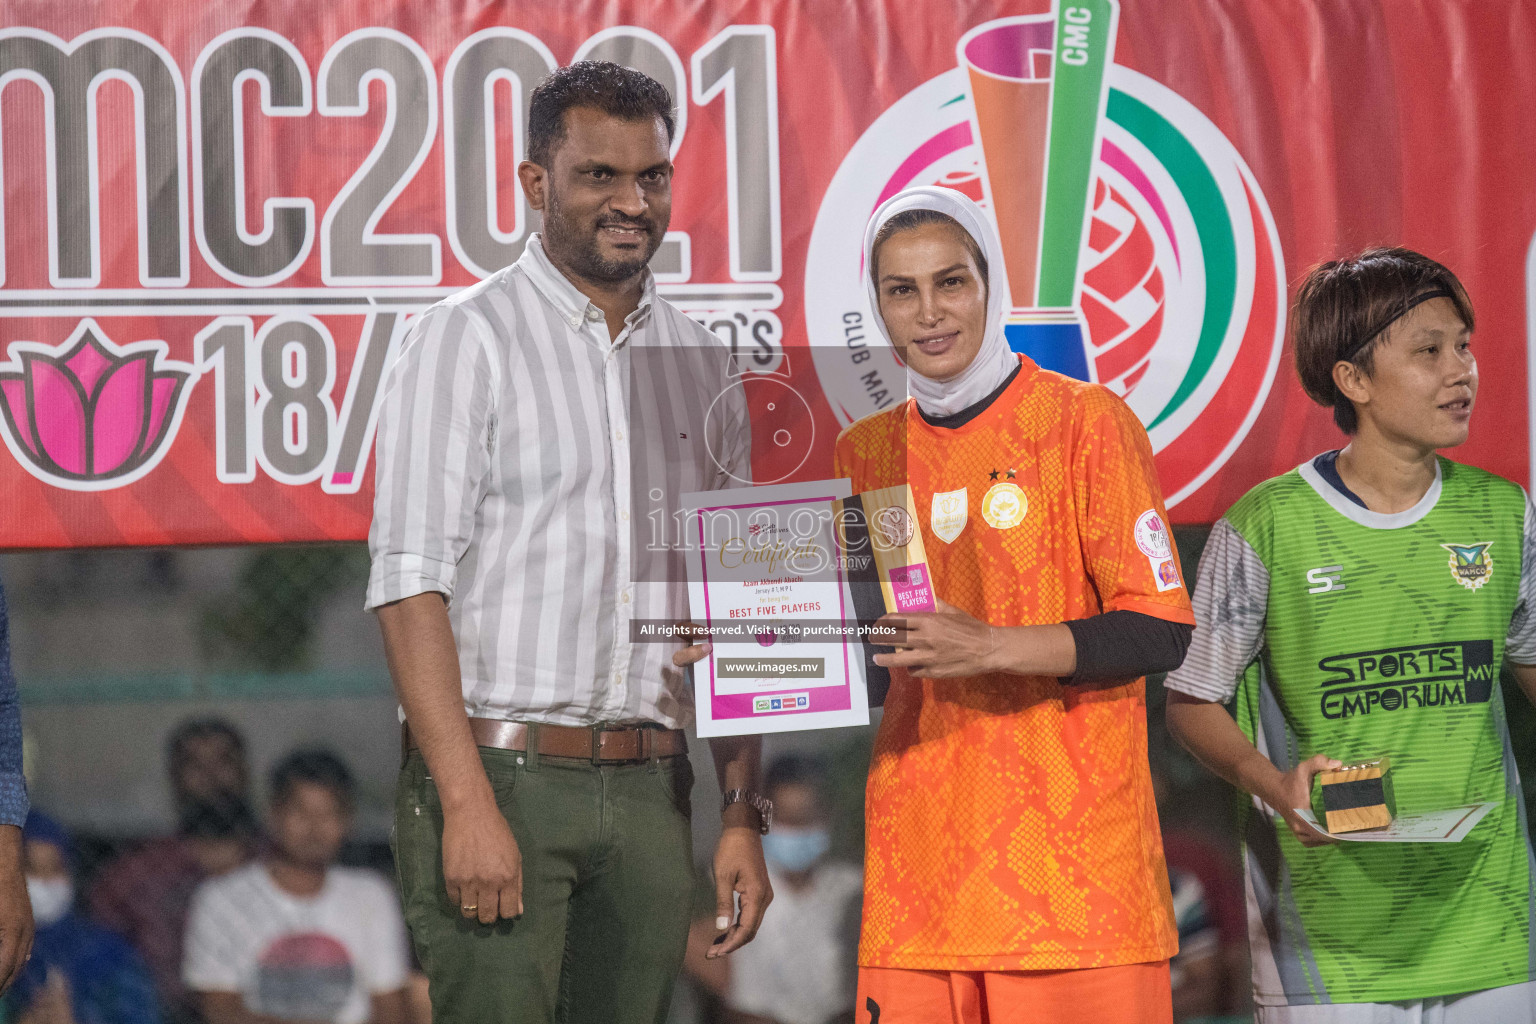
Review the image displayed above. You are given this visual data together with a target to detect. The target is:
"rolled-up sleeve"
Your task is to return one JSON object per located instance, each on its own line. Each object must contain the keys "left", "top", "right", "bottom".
{"left": 0, "top": 580, "right": 29, "bottom": 828}
{"left": 365, "top": 303, "right": 497, "bottom": 611}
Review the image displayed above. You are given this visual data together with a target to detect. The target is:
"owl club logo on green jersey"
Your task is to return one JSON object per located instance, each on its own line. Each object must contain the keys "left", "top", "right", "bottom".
{"left": 805, "top": 0, "right": 1285, "bottom": 509}
{"left": 1442, "top": 542, "right": 1494, "bottom": 591}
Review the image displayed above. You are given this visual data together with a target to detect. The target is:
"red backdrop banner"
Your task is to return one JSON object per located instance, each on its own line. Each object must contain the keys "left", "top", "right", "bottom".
{"left": 1, "top": 0, "right": 1531, "bottom": 547}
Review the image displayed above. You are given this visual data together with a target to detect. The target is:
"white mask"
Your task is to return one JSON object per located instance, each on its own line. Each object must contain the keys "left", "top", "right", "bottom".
{"left": 26, "top": 876, "right": 73, "bottom": 926}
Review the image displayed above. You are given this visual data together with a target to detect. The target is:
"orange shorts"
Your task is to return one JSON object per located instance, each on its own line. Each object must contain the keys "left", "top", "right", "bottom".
{"left": 855, "top": 960, "right": 1173, "bottom": 1024}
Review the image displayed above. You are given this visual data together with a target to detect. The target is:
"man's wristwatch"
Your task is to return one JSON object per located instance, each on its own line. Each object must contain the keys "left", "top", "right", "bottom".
{"left": 721, "top": 789, "right": 774, "bottom": 833}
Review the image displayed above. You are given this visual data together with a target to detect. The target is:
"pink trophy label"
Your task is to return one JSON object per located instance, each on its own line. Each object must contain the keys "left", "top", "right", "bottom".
{"left": 888, "top": 564, "right": 936, "bottom": 612}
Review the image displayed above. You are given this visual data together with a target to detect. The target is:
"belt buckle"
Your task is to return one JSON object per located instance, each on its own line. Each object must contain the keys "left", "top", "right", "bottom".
{"left": 591, "top": 724, "right": 646, "bottom": 763}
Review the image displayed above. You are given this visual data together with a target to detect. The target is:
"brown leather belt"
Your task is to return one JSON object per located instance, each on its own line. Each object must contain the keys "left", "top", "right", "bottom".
{"left": 403, "top": 718, "right": 687, "bottom": 764}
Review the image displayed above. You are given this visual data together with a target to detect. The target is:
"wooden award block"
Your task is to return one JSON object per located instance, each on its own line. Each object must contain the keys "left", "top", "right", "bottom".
{"left": 1315, "top": 757, "right": 1395, "bottom": 833}
{"left": 834, "top": 484, "right": 934, "bottom": 707}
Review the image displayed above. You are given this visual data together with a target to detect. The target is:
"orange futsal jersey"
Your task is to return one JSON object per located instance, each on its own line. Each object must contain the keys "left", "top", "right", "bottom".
{"left": 834, "top": 355, "right": 1193, "bottom": 972}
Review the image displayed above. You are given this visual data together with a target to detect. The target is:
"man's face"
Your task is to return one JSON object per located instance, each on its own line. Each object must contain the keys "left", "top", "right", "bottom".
{"left": 174, "top": 733, "right": 248, "bottom": 808}
{"left": 1347, "top": 297, "right": 1476, "bottom": 450}
{"left": 269, "top": 781, "right": 350, "bottom": 870}
{"left": 523, "top": 106, "right": 672, "bottom": 284}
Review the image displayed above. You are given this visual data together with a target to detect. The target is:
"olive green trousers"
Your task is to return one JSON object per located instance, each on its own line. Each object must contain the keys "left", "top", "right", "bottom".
{"left": 393, "top": 745, "right": 696, "bottom": 1024}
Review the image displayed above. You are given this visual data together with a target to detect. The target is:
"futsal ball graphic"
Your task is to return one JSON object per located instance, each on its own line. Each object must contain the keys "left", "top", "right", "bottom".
{"left": 1080, "top": 177, "right": 1166, "bottom": 397}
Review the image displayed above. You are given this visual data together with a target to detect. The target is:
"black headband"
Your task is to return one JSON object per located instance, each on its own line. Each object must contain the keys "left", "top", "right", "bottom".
{"left": 1343, "top": 286, "right": 1456, "bottom": 362}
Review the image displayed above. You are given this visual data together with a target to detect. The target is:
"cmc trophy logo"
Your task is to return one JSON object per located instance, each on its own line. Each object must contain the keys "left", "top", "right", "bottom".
{"left": 0, "top": 319, "right": 198, "bottom": 491}
{"left": 806, "top": 0, "right": 1286, "bottom": 506}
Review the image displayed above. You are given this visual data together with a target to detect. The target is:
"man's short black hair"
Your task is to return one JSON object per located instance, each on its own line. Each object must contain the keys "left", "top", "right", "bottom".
{"left": 269, "top": 748, "right": 356, "bottom": 813}
{"left": 167, "top": 716, "right": 245, "bottom": 770}
{"left": 526, "top": 60, "right": 675, "bottom": 167}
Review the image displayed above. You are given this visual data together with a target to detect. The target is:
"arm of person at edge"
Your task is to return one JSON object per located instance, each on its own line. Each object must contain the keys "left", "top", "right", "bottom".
{"left": 1161, "top": 520, "right": 1337, "bottom": 849}
{"left": 377, "top": 592, "right": 523, "bottom": 926}
{"left": 0, "top": 579, "right": 34, "bottom": 996}
{"left": 669, "top": 640, "right": 772, "bottom": 959}
{"left": 1165, "top": 692, "right": 1338, "bottom": 848}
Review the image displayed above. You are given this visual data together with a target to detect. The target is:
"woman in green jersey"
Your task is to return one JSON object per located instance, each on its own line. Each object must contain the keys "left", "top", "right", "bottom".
{"left": 1164, "top": 247, "right": 1536, "bottom": 1023}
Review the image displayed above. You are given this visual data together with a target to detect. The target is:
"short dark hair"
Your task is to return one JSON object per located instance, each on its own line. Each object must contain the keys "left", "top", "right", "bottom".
{"left": 765, "top": 754, "right": 826, "bottom": 803}
{"left": 870, "top": 208, "right": 989, "bottom": 290}
{"left": 1293, "top": 247, "right": 1474, "bottom": 434}
{"left": 167, "top": 717, "right": 245, "bottom": 770}
{"left": 269, "top": 748, "right": 355, "bottom": 812}
{"left": 526, "top": 61, "right": 675, "bottom": 167}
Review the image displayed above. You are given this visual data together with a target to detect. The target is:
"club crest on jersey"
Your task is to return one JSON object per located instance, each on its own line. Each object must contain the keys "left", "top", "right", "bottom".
{"left": 931, "top": 488, "right": 968, "bottom": 543}
{"left": 1441, "top": 542, "right": 1493, "bottom": 591}
{"left": 982, "top": 482, "right": 1026, "bottom": 530}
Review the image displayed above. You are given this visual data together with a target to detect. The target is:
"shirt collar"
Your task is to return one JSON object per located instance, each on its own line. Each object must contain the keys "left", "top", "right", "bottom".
{"left": 517, "top": 233, "right": 656, "bottom": 333}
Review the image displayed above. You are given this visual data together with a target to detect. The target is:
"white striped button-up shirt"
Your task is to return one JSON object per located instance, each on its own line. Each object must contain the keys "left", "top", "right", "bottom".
{"left": 366, "top": 234, "right": 750, "bottom": 728}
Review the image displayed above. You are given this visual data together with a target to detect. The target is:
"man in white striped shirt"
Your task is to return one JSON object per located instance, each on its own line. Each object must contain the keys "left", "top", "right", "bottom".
{"left": 366, "top": 62, "right": 771, "bottom": 1024}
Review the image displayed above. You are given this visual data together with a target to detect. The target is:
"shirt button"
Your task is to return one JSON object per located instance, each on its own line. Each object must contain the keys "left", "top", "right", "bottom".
{"left": 615, "top": 431, "right": 624, "bottom": 442}
{"left": 620, "top": 509, "right": 630, "bottom": 521}
{"left": 621, "top": 591, "right": 631, "bottom": 604}
{"left": 586, "top": 307, "right": 605, "bottom": 322}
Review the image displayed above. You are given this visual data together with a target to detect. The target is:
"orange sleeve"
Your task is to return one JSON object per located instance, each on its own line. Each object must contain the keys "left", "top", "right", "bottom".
{"left": 831, "top": 425, "right": 863, "bottom": 486}
{"left": 1070, "top": 386, "right": 1194, "bottom": 624}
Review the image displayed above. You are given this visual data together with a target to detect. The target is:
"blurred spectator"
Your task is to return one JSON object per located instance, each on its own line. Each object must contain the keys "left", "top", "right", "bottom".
{"left": 1167, "top": 867, "right": 1221, "bottom": 1021}
{"left": 89, "top": 718, "right": 256, "bottom": 1023}
{"left": 183, "top": 749, "right": 409, "bottom": 1024}
{"left": 686, "top": 755, "right": 861, "bottom": 1024}
{"left": 1151, "top": 760, "right": 1246, "bottom": 1022}
{"left": 4, "top": 812, "right": 161, "bottom": 1024}
{"left": 0, "top": 577, "right": 34, "bottom": 995}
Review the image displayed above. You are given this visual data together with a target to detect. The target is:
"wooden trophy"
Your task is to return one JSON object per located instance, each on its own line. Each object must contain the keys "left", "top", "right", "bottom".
{"left": 834, "top": 484, "right": 934, "bottom": 707}
{"left": 1313, "top": 757, "right": 1395, "bottom": 833}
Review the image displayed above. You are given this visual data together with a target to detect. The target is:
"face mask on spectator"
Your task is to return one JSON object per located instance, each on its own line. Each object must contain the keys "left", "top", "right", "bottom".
{"left": 26, "top": 876, "right": 73, "bottom": 925}
{"left": 762, "top": 826, "right": 831, "bottom": 873}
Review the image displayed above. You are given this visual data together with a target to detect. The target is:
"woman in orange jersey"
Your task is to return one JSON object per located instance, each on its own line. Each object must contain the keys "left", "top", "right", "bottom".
{"left": 835, "top": 186, "right": 1195, "bottom": 1024}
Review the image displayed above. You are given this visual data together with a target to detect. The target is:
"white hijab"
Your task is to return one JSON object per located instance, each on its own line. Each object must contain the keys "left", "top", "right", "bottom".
{"left": 862, "top": 186, "right": 1018, "bottom": 418}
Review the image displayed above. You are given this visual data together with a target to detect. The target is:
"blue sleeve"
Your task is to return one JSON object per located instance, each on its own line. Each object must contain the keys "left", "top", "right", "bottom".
{"left": 0, "top": 580, "right": 29, "bottom": 828}
{"left": 92, "top": 934, "right": 165, "bottom": 1024}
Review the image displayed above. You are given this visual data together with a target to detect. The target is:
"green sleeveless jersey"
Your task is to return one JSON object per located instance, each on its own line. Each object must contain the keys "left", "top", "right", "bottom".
{"left": 1166, "top": 455, "right": 1536, "bottom": 1005}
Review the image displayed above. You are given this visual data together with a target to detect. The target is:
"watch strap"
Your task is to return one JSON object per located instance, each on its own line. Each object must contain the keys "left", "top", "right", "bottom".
{"left": 721, "top": 788, "right": 773, "bottom": 833}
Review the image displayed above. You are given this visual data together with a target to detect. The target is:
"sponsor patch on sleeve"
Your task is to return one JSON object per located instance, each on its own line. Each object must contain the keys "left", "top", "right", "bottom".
{"left": 1134, "top": 509, "right": 1182, "bottom": 591}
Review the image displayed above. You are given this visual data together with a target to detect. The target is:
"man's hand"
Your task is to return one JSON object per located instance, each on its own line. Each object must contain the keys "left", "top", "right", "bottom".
{"left": 0, "top": 824, "right": 33, "bottom": 996}
{"left": 377, "top": 593, "right": 523, "bottom": 926}
{"left": 707, "top": 821, "right": 771, "bottom": 959}
{"left": 1264, "top": 753, "right": 1341, "bottom": 848}
{"left": 672, "top": 622, "right": 712, "bottom": 668}
{"left": 873, "top": 599, "right": 1001, "bottom": 679}
{"left": 442, "top": 804, "right": 523, "bottom": 925}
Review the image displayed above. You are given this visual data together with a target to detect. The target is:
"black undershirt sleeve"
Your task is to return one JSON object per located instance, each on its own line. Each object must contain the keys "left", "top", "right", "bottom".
{"left": 1063, "top": 610, "right": 1192, "bottom": 683}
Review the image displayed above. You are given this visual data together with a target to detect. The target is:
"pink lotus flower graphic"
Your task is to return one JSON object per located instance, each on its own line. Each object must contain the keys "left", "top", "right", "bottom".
{"left": 0, "top": 319, "right": 198, "bottom": 490}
